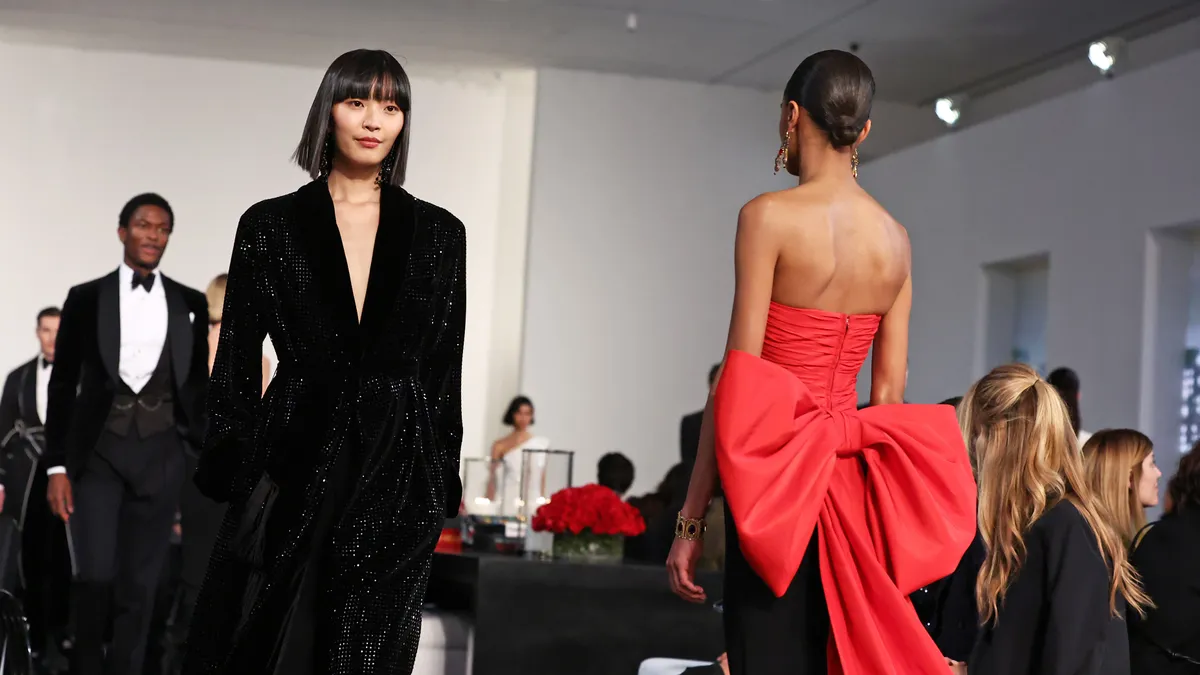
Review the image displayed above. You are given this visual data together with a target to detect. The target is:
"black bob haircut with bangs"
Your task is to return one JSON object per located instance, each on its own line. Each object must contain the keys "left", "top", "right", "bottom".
{"left": 293, "top": 49, "right": 412, "bottom": 186}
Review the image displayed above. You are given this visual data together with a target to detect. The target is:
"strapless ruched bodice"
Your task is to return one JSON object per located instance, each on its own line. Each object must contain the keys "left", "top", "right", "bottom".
{"left": 761, "top": 302, "right": 879, "bottom": 411}
{"left": 714, "top": 303, "right": 977, "bottom": 675}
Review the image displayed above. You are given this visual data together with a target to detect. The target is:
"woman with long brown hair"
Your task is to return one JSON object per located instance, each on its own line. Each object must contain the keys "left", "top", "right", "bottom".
{"left": 960, "top": 363, "right": 1149, "bottom": 674}
{"left": 1082, "top": 429, "right": 1162, "bottom": 546}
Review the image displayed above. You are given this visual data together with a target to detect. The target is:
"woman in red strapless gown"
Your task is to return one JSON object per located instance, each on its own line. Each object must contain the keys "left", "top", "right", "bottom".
{"left": 666, "top": 50, "right": 978, "bottom": 675}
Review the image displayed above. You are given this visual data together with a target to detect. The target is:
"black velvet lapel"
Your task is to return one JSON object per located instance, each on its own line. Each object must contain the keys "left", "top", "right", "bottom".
{"left": 163, "top": 277, "right": 194, "bottom": 385}
{"left": 96, "top": 271, "right": 120, "bottom": 385}
{"left": 296, "top": 181, "right": 360, "bottom": 338}
{"left": 360, "top": 185, "right": 415, "bottom": 344}
{"left": 294, "top": 180, "right": 416, "bottom": 350}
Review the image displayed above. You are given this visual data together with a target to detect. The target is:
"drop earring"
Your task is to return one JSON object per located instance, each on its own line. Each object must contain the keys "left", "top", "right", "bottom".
{"left": 319, "top": 135, "right": 333, "bottom": 180}
{"left": 774, "top": 131, "right": 790, "bottom": 175}
{"left": 851, "top": 148, "right": 859, "bottom": 179}
{"left": 376, "top": 147, "right": 396, "bottom": 187}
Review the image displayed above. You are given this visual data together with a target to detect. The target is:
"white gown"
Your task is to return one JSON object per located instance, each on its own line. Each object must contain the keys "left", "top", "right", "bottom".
{"left": 494, "top": 435, "right": 550, "bottom": 517}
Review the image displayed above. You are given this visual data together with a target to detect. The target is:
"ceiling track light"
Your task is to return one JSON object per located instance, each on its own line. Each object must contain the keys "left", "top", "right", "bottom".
{"left": 934, "top": 96, "right": 966, "bottom": 128}
{"left": 1088, "top": 37, "right": 1125, "bottom": 77}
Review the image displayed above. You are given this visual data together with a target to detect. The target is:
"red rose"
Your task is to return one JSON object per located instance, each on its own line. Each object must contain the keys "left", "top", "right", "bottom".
{"left": 531, "top": 483, "right": 646, "bottom": 536}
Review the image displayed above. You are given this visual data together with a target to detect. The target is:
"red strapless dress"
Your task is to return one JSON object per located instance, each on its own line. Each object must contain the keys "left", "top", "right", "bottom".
{"left": 714, "top": 303, "right": 977, "bottom": 674}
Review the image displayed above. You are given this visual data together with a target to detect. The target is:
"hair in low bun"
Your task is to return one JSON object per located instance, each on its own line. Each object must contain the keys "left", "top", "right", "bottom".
{"left": 784, "top": 50, "right": 875, "bottom": 149}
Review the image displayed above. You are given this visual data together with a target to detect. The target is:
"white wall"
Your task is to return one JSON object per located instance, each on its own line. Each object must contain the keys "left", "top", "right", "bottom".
{"left": 0, "top": 39, "right": 536, "bottom": 461}
{"left": 520, "top": 69, "right": 786, "bottom": 495}
{"left": 859, "top": 48, "right": 1200, "bottom": 482}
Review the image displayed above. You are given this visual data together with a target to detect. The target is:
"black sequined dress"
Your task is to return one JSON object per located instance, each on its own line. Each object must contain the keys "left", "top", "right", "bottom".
{"left": 183, "top": 181, "right": 466, "bottom": 675}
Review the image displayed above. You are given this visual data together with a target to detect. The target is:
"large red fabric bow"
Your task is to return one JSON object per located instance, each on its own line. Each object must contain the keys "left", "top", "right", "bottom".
{"left": 714, "top": 350, "right": 977, "bottom": 674}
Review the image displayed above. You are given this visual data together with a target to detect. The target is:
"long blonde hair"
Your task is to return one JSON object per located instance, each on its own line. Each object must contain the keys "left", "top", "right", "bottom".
{"left": 959, "top": 363, "right": 1149, "bottom": 624}
{"left": 206, "top": 273, "right": 228, "bottom": 325}
{"left": 1082, "top": 429, "right": 1153, "bottom": 546}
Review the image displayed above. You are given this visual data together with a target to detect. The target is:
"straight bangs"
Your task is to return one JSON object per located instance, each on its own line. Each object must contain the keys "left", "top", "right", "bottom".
{"left": 328, "top": 55, "right": 411, "bottom": 109}
{"left": 293, "top": 49, "right": 412, "bottom": 186}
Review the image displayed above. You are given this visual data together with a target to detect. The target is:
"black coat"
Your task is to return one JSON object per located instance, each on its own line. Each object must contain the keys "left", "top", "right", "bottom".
{"left": 185, "top": 181, "right": 466, "bottom": 675}
{"left": 1128, "top": 509, "right": 1200, "bottom": 673}
{"left": 45, "top": 271, "right": 209, "bottom": 476}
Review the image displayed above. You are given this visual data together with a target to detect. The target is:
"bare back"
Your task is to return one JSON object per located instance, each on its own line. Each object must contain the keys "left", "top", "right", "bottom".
{"left": 768, "top": 183, "right": 908, "bottom": 314}
{"left": 724, "top": 181, "right": 912, "bottom": 405}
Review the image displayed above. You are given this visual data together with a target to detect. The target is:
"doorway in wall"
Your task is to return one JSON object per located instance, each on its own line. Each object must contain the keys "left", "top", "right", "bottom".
{"left": 1140, "top": 224, "right": 1200, "bottom": 508}
{"left": 982, "top": 253, "right": 1049, "bottom": 375}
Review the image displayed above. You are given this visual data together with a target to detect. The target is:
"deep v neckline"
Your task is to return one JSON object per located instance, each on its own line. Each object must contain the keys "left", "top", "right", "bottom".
{"left": 333, "top": 203, "right": 382, "bottom": 327}
{"left": 301, "top": 180, "right": 416, "bottom": 340}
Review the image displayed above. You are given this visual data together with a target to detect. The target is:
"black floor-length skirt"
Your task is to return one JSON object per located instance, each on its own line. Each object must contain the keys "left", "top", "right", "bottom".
{"left": 722, "top": 500, "right": 830, "bottom": 675}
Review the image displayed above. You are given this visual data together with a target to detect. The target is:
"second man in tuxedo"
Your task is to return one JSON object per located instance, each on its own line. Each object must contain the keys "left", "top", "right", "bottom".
{"left": 44, "top": 193, "right": 208, "bottom": 675}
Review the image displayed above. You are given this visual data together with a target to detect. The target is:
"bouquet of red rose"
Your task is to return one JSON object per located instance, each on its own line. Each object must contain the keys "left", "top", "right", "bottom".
{"left": 531, "top": 484, "right": 646, "bottom": 537}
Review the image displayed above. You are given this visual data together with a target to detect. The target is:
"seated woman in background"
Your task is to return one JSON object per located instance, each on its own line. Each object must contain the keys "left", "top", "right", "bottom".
{"left": 488, "top": 396, "right": 549, "bottom": 516}
{"left": 1081, "top": 429, "right": 1161, "bottom": 546}
{"left": 206, "top": 273, "right": 271, "bottom": 390}
{"left": 958, "top": 364, "right": 1149, "bottom": 675}
{"left": 1128, "top": 445, "right": 1200, "bottom": 672}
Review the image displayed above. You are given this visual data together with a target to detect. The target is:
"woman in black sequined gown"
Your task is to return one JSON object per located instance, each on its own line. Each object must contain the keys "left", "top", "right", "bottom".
{"left": 183, "top": 50, "right": 467, "bottom": 675}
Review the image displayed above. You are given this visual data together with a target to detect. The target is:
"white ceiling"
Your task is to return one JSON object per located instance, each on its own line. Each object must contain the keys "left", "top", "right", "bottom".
{"left": 1, "top": 0, "right": 1198, "bottom": 104}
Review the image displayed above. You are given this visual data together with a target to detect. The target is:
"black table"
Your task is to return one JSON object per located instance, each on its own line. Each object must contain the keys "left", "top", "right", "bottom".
{"left": 427, "top": 551, "right": 724, "bottom": 675}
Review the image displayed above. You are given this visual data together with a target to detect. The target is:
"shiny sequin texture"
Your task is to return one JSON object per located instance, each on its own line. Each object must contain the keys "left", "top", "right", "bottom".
{"left": 185, "top": 181, "right": 466, "bottom": 675}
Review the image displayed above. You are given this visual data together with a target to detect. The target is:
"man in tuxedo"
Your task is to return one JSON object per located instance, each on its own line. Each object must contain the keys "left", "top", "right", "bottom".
{"left": 0, "top": 306, "right": 72, "bottom": 668}
{"left": 44, "top": 193, "right": 208, "bottom": 675}
{"left": 680, "top": 364, "right": 719, "bottom": 468}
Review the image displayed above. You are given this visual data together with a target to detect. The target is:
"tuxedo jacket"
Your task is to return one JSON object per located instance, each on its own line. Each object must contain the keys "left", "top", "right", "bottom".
{"left": 0, "top": 358, "right": 44, "bottom": 498}
{"left": 44, "top": 270, "right": 209, "bottom": 477}
{"left": 0, "top": 358, "right": 41, "bottom": 437}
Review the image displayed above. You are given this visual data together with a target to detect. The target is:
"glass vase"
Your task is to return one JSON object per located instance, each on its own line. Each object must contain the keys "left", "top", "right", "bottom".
{"left": 551, "top": 532, "right": 624, "bottom": 564}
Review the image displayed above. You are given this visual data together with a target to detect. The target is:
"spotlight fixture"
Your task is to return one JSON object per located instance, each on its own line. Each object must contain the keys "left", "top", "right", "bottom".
{"left": 1088, "top": 37, "right": 1124, "bottom": 76}
{"left": 626, "top": 12, "right": 638, "bottom": 32}
{"left": 934, "top": 96, "right": 964, "bottom": 127}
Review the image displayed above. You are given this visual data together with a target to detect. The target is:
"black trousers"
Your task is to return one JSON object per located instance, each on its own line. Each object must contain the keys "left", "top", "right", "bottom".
{"left": 162, "top": 454, "right": 227, "bottom": 673}
{"left": 70, "top": 430, "right": 184, "bottom": 675}
{"left": 722, "top": 500, "right": 830, "bottom": 675}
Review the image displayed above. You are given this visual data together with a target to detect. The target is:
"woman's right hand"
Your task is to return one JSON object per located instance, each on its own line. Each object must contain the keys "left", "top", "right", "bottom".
{"left": 667, "top": 536, "right": 705, "bottom": 603}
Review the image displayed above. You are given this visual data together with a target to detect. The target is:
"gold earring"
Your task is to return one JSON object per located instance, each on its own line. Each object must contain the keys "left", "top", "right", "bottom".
{"left": 851, "top": 148, "right": 859, "bottom": 179}
{"left": 774, "top": 131, "right": 790, "bottom": 175}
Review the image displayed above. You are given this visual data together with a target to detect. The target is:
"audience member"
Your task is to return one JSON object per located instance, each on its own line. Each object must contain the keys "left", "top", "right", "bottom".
{"left": 597, "top": 452, "right": 635, "bottom": 497}
{"left": 680, "top": 365, "right": 719, "bottom": 468}
{"left": 626, "top": 463, "right": 690, "bottom": 563}
{"left": 1128, "top": 444, "right": 1200, "bottom": 672}
{"left": 1047, "top": 366, "right": 1091, "bottom": 446}
{"left": 909, "top": 393, "right": 983, "bottom": 663}
{"left": 1081, "top": 429, "right": 1161, "bottom": 546}
{"left": 958, "top": 364, "right": 1148, "bottom": 674}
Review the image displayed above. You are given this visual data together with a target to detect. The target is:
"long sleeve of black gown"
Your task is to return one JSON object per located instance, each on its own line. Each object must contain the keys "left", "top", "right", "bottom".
{"left": 195, "top": 214, "right": 265, "bottom": 504}
{"left": 970, "top": 500, "right": 1130, "bottom": 675}
{"left": 423, "top": 226, "right": 466, "bottom": 516}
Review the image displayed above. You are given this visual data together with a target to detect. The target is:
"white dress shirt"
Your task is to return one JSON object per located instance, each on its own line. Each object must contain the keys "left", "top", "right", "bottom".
{"left": 36, "top": 355, "right": 51, "bottom": 425}
{"left": 117, "top": 263, "right": 169, "bottom": 393}
{"left": 47, "top": 264, "right": 169, "bottom": 476}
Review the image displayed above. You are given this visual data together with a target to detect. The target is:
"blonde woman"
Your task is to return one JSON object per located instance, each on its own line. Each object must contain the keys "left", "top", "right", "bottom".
{"left": 206, "top": 273, "right": 271, "bottom": 392}
{"left": 1082, "top": 429, "right": 1162, "bottom": 547}
{"left": 959, "top": 363, "right": 1149, "bottom": 675}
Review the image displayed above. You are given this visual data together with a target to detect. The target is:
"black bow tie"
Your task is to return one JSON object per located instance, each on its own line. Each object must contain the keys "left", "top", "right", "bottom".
{"left": 131, "top": 271, "right": 156, "bottom": 292}
{"left": 41, "top": 359, "right": 52, "bottom": 369}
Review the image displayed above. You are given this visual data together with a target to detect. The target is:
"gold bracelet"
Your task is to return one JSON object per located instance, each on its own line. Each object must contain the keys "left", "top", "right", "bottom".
{"left": 675, "top": 512, "right": 706, "bottom": 541}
